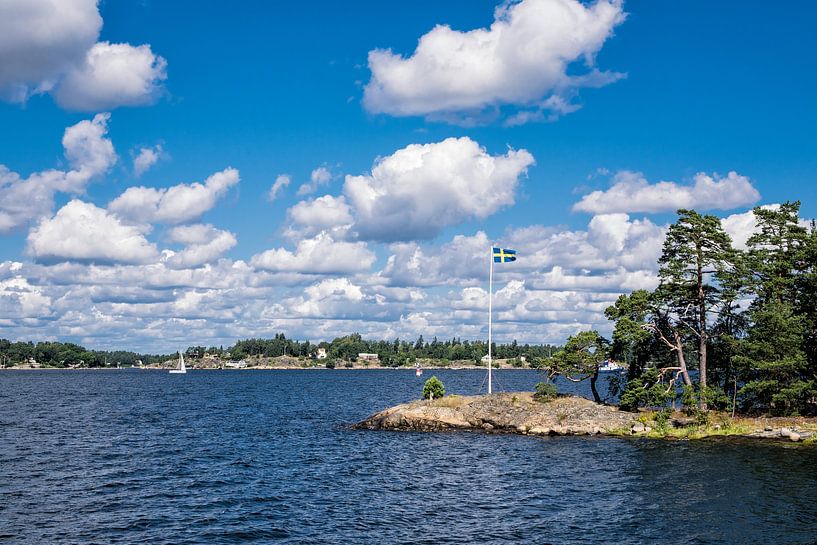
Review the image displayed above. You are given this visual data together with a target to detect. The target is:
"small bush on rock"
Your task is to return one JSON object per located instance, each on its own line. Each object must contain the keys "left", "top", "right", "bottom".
{"left": 534, "top": 382, "right": 558, "bottom": 402}
{"left": 423, "top": 376, "right": 445, "bottom": 400}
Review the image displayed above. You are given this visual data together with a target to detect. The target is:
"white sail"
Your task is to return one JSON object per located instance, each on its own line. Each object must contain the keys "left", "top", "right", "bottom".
{"left": 169, "top": 351, "right": 187, "bottom": 374}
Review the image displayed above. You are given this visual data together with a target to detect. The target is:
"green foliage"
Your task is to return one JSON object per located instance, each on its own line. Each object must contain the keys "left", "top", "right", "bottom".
{"left": 682, "top": 384, "right": 729, "bottom": 412}
{"left": 619, "top": 368, "right": 673, "bottom": 411}
{"left": 534, "top": 381, "right": 558, "bottom": 402}
{"left": 324, "top": 359, "right": 335, "bottom": 369}
{"left": 422, "top": 376, "right": 445, "bottom": 400}
{"left": 543, "top": 330, "right": 609, "bottom": 402}
{"left": 654, "top": 407, "right": 672, "bottom": 433}
{"left": 733, "top": 203, "right": 817, "bottom": 415}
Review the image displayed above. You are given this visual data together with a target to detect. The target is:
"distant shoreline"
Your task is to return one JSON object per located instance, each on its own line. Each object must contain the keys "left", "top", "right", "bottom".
{"left": 0, "top": 365, "right": 539, "bottom": 371}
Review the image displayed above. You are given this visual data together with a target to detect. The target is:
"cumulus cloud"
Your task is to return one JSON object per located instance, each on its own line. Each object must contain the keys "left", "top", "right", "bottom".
{"left": 0, "top": 0, "right": 167, "bottom": 110}
{"left": 573, "top": 170, "right": 761, "bottom": 214}
{"left": 378, "top": 213, "right": 666, "bottom": 289}
{"left": 251, "top": 232, "right": 375, "bottom": 274}
{"left": 363, "top": 0, "right": 625, "bottom": 124}
{"left": 0, "top": 264, "right": 52, "bottom": 321}
{"left": 133, "top": 144, "right": 163, "bottom": 177}
{"left": 344, "top": 137, "right": 534, "bottom": 241}
{"left": 27, "top": 200, "right": 159, "bottom": 265}
{"left": 0, "top": 113, "right": 116, "bottom": 232}
{"left": 109, "top": 167, "right": 240, "bottom": 225}
{"left": 379, "top": 231, "right": 492, "bottom": 287}
{"left": 53, "top": 42, "right": 167, "bottom": 111}
{"left": 286, "top": 195, "right": 354, "bottom": 238}
{"left": 296, "top": 167, "right": 333, "bottom": 196}
{"left": 164, "top": 224, "right": 237, "bottom": 269}
{"left": 268, "top": 174, "right": 291, "bottom": 201}
{"left": 291, "top": 277, "right": 366, "bottom": 317}
{"left": 0, "top": 0, "right": 101, "bottom": 101}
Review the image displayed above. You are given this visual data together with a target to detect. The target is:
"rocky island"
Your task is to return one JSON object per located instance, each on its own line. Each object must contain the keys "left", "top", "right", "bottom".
{"left": 354, "top": 392, "right": 817, "bottom": 443}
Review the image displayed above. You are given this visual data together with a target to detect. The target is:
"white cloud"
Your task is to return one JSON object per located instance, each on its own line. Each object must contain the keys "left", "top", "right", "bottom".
{"left": 286, "top": 195, "right": 354, "bottom": 238}
{"left": 109, "top": 167, "right": 240, "bottom": 225}
{"left": 0, "top": 266, "right": 52, "bottom": 321}
{"left": 251, "top": 232, "right": 375, "bottom": 274}
{"left": 344, "top": 137, "right": 534, "bottom": 241}
{"left": 0, "top": 0, "right": 101, "bottom": 102}
{"left": 285, "top": 278, "right": 365, "bottom": 319}
{"left": 0, "top": 113, "right": 116, "bottom": 232}
{"left": 164, "top": 224, "right": 237, "bottom": 269}
{"left": 379, "top": 231, "right": 491, "bottom": 287}
{"left": 53, "top": 42, "right": 167, "bottom": 111}
{"left": 268, "top": 174, "right": 291, "bottom": 201}
{"left": 0, "top": 1, "right": 167, "bottom": 110}
{"left": 573, "top": 170, "right": 761, "bottom": 214}
{"left": 296, "top": 167, "right": 333, "bottom": 196}
{"left": 133, "top": 144, "right": 163, "bottom": 177}
{"left": 27, "top": 200, "right": 159, "bottom": 265}
{"left": 378, "top": 213, "right": 666, "bottom": 289}
{"left": 363, "top": 0, "right": 625, "bottom": 124}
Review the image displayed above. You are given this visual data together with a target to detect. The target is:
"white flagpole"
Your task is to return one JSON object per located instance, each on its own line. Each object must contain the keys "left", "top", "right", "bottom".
{"left": 488, "top": 246, "right": 494, "bottom": 394}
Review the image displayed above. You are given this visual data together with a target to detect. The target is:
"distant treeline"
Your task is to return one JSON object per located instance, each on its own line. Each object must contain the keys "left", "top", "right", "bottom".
{"left": 0, "top": 339, "right": 168, "bottom": 368}
{"left": 185, "top": 333, "right": 559, "bottom": 366}
{"left": 0, "top": 334, "right": 559, "bottom": 368}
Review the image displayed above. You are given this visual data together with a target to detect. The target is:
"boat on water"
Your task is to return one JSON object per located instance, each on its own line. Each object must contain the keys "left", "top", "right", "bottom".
{"left": 169, "top": 351, "right": 187, "bottom": 374}
{"left": 415, "top": 365, "right": 423, "bottom": 377}
{"left": 598, "top": 360, "right": 623, "bottom": 372}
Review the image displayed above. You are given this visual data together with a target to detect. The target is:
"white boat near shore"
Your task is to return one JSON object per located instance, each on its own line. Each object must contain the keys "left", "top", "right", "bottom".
{"left": 598, "top": 360, "right": 623, "bottom": 372}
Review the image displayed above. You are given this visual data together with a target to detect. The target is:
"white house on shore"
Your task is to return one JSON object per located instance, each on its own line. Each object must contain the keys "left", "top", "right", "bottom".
{"left": 357, "top": 353, "right": 379, "bottom": 363}
{"left": 316, "top": 348, "right": 327, "bottom": 359}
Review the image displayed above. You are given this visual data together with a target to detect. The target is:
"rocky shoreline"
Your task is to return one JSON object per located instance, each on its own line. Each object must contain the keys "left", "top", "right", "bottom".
{"left": 354, "top": 392, "right": 817, "bottom": 443}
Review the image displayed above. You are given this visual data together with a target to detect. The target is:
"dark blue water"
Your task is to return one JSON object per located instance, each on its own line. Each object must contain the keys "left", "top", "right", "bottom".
{"left": 1, "top": 369, "right": 816, "bottom": 545}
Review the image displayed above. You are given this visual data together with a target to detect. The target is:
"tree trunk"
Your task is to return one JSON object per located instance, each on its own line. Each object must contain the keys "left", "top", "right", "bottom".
{"left": 674, "top": 331, "right": 693, "bottom": 386}
{"left": 590, "top": 368, "right": 601, "bottom": 403}
{"left": 698, "top": 261, "right": 708, "bottom": 410}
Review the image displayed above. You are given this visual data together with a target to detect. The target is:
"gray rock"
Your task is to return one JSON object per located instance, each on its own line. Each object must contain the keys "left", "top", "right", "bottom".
{"left": 780, "top": 427, "right": 791, "bottom": 437}
{"left": 482, "top": 423, "right": 494, "bottom": 431}
{"left": 631, "top": 422, "right": 646, "bottom": 433}
{"left": 789, "top": 432, "right": 801, "bottom": 442}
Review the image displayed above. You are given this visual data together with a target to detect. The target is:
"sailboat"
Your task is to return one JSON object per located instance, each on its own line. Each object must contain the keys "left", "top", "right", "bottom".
{"left": 169, "top": 351, "right": 187, "bottom": 374}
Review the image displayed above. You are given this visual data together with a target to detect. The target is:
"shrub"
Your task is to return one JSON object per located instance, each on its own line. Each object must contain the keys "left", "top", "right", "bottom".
{"left": 423, "top": 376, "right": 445, "bottom": 400}
{"left": 325, "top": 359, "right": 335, "bottom": 369}
{"left": 682, "top": 385, "right": 729, "bottom": 412}
{"left": 654, "top": 407, "right": 672, "bottom": 432}
{"left": 619, "top": 368, "right": 673, "bottom": 411}
{"left": 534, "top": 381, "right": 558, "bottom": 402}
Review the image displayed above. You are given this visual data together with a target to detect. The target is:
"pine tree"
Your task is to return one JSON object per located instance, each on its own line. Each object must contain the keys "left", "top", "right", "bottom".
{"left": 545, "top": 330, "right": 609, "bottom": 403}
{"left": 658, "top": 209, "right": 735, "bottom": 408}
{"left": 736, "top": 202, "right": 817, "bottom": 414}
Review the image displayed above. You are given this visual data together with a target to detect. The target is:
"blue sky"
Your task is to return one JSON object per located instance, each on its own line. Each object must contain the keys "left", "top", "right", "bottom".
{"left": 1, "top": 0, "right": 816, "bottom": 351}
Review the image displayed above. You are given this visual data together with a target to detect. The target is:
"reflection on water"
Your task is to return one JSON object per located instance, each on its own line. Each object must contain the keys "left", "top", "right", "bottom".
{"left": 1, "top": 369, "right": 815, "bottom": 544}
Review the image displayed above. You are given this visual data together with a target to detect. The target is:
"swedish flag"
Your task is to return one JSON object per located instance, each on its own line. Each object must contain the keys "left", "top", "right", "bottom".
{"left": 493, "top": 247, "right": 517, "bottom": 263}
